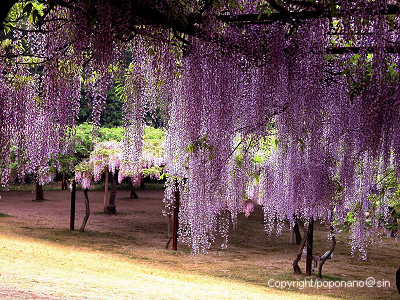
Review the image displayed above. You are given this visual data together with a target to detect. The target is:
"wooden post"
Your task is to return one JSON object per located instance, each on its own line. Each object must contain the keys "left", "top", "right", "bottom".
{"left": 172, "top": 181, "right": 180, "bottom": 251}
{"left": 103, "top": 169, "right": 108, "bottom": 213}
{"left": 106, "top": 172, "right": 117, "bottom": 214}
{"left": 306, "top": 218, "right": 314, "bottom": 276}
{"left": 35, "top": 181, "right": 44, "bottom": 201}
{"left": 70, "top": 180, "right": 76, "bottom": 231}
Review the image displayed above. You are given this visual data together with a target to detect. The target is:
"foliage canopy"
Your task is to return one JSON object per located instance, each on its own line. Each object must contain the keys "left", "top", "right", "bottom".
{"left": 2, "top": 0, "right": 400, "bottom": 256}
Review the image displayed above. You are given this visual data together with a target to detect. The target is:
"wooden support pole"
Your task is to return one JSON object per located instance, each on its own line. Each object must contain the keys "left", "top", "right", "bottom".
{"left": 70, "top": 180, "right": 76, "bottom": 231}
{"left": 107, "top": 172, "right": 117, "bottom": 214}
{"left": 103, "top": 169, "right": 109, "bottom": 213}
{"left": 35, "top": 181, "right": 44, "bottom": 201}
{"left": 172, "top": 182, "right": 180, "bottom": 251}
{"left": 306, "top": 218, "right": 314, "bottom": 276}
{"left": 217, "top": 5, "right": 400, "bottom": 24}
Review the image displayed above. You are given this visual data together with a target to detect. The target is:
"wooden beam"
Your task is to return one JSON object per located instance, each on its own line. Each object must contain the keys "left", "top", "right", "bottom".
{"left": 172, "top": 181, "right": 180, "bottom": 251}
{"left": 217, "top": 4, "right": 400, "bottom": 24}
{"left": 70, "top": 180, "right": 76, "bottom": 231}
{"left": 306, "top": 218, "right": 314, "bottom": 276}
{"left": 327, "top": 46, "right": 400, "bottom": 54}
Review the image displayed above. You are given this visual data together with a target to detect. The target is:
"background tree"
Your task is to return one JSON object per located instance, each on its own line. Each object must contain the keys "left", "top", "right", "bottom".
{"left": 79, "top": 82, "right": 125, "bottom": 127}
{"left": 74, "top": 159, "right": 92, "bottom": 231}
{"left": 74, "top": 130, "right": 165, "bottom": 213}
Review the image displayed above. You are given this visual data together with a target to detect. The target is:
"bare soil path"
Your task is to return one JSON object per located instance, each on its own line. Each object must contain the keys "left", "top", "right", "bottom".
{"left": 0, "top": 189, "right": 166, "bottom": 242}
{"left": 0, "top": 188, "right": 397, "bottom": 299}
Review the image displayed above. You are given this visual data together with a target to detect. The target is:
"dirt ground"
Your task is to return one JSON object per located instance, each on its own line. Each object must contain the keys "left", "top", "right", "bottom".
{"left": 0, "top": 189, "right": 168, "bottom": 244}
{"left": 0, "top": 188, "right": 398, "bottom": 299}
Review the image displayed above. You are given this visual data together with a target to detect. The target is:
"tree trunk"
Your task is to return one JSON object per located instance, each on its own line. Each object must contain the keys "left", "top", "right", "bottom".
{"left": 294, "top": 221, "right": 302, "bottom": 245}
{"left": 290, "top": 220, "right": 302, "bottom": 245}
{"left": 398, "top": 218, "right": 400, "bottom": 238}
{"left": 165, "top": 214, "right": 173, "bottom": 249}
{"left": 318, "top": 227, "right": 336, "bottom": 278}
{"left": 139, "top": 174, "right": 145, "bottom": 189}
{"left": 106, "top": 172, "right": 117, "bottom": 214}
{"left": 129, "top": 179, "right": 139, "bottom": 199}
{"left": 391, "top": 217, "right": 397, "bottom": 237}
{"left": 292, "top": 221, "right": 310, "bottom": 274}
{"left": 306, "top": 218, "right": 314, "bottom": 276}
{"left": 35, "top": 181, "right": 44, "bottom": 201}
{"left": 61, "top": 171, "right": 67, "bottom": 190}
{"left": 79, "top": 189, "right": 90, "bottom": 232}
{"left": 103, "top": 169, "right": 109, "bottom": 213}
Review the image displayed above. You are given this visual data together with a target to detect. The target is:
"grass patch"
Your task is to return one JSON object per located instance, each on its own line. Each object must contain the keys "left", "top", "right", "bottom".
{"left": 93, "top": 211, "right": 107, "bottom": 215}
{"left": 0, "top": 233, "right": 336, "bottom": 300}
{"left": 3, "top": 183, "right": 62, "bottom": 192}
{"left": 0, "top": 212, "right": 10, "bottom": 217}
{"left": 322, "top": 274, "right": 348, "bottom": 282}
{"left": 2, "top": 181, "right": 165, "bottom": 192}
{"left": 143, "top": 182, "right": 165, "bottom": 189}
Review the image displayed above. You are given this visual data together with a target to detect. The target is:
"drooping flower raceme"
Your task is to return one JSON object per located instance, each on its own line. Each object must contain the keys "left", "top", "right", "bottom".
{"left": 2, "top": 0, "right": 400, "bottom": 258}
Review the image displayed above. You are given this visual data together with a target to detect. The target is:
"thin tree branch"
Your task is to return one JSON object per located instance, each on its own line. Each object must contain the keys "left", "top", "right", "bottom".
{"left": 318, "top": 226, "right": 336, "bottom": 278}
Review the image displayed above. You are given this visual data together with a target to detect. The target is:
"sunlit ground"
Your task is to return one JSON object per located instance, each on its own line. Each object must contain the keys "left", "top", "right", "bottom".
{"left": 0, "top": 234, "right": 334, "bottom": 300}
{"left": 0, "top": 189, "right": 397, "bottom": 299}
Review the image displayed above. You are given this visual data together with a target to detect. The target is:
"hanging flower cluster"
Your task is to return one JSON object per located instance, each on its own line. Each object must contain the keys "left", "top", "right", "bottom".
{"left": 74, "top": 140, "right": 165, "bottom": 189}
{"left": 0, "top": 1, "right": 125, "bottom": 185}
{"left": 74, "top": 159, "right": 93, "bottom": 190}
{"left": 2, "top": 0, "right": 400, "bottom": 257}
{"left": 162, "top": 2, "right": 400, "bottom": 255}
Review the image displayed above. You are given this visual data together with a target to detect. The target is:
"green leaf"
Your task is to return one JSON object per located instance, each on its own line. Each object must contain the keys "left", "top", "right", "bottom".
{"left": 274, "top": 138, "right": 279, "bottom": 149}
{"left": 251, "top": 155, "right": 263, "bottom": 164}
{"left": 32, "top": 9, "right": 41, "bottom": 24}
{"left": 185, "top": 144, "right": 194, "bottom": 153}
{"left": 23, "top": 3, "right": 33, "bottom": 16}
